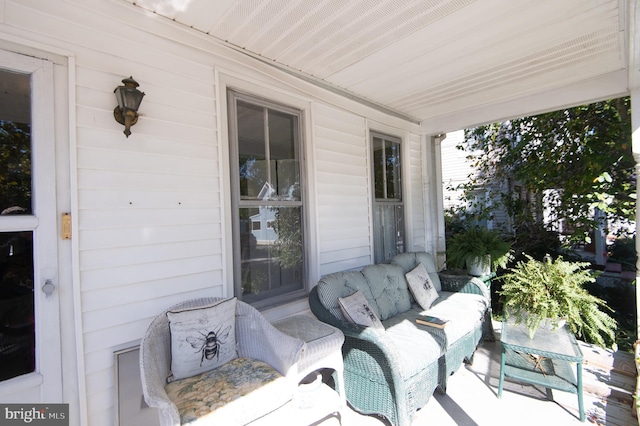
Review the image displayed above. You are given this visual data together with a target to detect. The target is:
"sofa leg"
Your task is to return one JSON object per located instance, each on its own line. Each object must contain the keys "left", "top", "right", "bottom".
{"left": 464, "top": 354, "right": 474, "bottom": 366}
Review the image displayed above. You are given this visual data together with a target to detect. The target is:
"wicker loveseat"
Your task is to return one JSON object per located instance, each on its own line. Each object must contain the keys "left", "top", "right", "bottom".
{"left": 139, "top": 297, "right": 305, "bottom": 426}
{"left": 309, "top": 252, "right": 490, "bottom": 426}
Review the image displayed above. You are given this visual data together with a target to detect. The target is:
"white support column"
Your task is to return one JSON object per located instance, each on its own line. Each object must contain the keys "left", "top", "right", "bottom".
{"left": 433, "top": 134, "right": 447, "bottom": 268}
{"left": 422, "top": 133, "right": 447, "bottom": 269}
{"left": 632, "top": 90, "right": 640, "bottom": 339}
{"left": 421, "top": 133, "right": 434, "bottom": 256}
{"left": 628, "top": 0, "right": 640, "bottom": 339}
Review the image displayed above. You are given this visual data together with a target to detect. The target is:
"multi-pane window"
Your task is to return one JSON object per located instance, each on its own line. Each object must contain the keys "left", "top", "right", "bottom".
{"left": 228, "top": 91, "right": 305, "bottom": 307}
{"left": 371, "top": 132, "right": 405, "bottom": 263}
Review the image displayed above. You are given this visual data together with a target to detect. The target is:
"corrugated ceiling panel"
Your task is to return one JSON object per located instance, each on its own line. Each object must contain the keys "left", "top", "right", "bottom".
{"left": 391, "top": 26, "right": 623, "bottom": 112}
{"left": 125, "top": 0, "right": 626, "bottom": 122}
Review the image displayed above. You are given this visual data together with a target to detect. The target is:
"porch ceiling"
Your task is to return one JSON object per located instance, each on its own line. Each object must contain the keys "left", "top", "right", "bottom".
{"left": 127, "top": 0, "right": 631, "bottom": 131}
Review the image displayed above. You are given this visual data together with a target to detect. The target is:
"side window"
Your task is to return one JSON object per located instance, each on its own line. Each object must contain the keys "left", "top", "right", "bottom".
{"left": 228, "top": 91, "right": 305, "bottom": 307}
{"left": 371, "top": 132, "right": 405, "bottom": 263}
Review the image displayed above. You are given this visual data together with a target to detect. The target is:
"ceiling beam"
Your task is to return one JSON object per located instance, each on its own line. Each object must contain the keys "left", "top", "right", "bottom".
{"left": 420, "top": 70, "right": 628, "bottom": 134}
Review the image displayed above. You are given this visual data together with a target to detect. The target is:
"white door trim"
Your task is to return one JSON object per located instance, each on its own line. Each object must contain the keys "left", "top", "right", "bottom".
{"left": 0, "top": 49, "right": 62, "bottom": 402}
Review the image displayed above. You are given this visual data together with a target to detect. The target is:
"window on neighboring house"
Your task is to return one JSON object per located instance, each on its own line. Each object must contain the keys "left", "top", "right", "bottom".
{"left": 371, "top": 132, "right": 405, "bottom": 263}
{"left": 228, "top": 91, "right": 305, "bottom": 308}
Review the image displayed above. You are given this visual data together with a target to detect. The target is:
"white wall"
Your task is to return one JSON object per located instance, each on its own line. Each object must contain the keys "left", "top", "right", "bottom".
{"left": 0, "top": 1, "right": 428, "bottom": 424}
{"left": 314, "top": 103, "right": 371, "bottom": 275}
{"left": 440, "top": 130, "right": 471, "bottom": 211}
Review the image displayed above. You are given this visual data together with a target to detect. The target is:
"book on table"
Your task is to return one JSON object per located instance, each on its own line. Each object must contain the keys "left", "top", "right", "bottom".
{"left": 416, "top": 315, "right": 448, "bottom": 328}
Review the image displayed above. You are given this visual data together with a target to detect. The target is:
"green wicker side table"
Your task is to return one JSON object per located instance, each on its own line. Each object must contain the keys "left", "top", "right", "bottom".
{"left": 498, "top": 317, "right": 584, "bottom": 422}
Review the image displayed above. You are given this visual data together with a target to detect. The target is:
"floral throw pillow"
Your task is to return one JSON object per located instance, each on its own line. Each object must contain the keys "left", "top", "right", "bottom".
{"left": 338, "top": 290, "right": 384, "bottom": 329}
{"left": 167, "top": 297, "right": 238, "bottom": 381}
{"left": 405, "top": 262, "right": 439, "bottom": 310}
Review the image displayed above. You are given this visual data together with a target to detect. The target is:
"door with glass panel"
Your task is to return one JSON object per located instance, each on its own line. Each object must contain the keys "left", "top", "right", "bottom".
{"left": 0, "top": 50, "right": 62, "bottom": 402}
{"left": 371, "top": 132, "right": 405, "bottom": 263}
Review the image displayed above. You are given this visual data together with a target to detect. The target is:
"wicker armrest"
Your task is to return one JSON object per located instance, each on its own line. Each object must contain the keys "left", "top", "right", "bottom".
{"left": 139, "top": 311, "right": 182, "bottom": 425}
{"left": 439, "top": 273, "right": 490, "bottom": 301}
{"left": 236, "top": 302, "right": 306, "bottom": 378}
{"left": 309, "top": 285, "right": 405, "bottom": 381}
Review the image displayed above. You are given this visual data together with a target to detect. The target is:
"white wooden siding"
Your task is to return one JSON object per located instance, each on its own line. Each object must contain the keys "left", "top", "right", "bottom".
{"left": 314, "top": 102, "right": 372, "bottom": 275}
{"left": 441, "top": 130, "right": 514, "bottom": 232}
{"left": 441, "top": 130, "right": 473, "bottom": 210}
{"left": 406, "top": 132, "right": 426, "bottom": 251}
{"left": 0, "top": 1, "right": 429, "bottom": 425}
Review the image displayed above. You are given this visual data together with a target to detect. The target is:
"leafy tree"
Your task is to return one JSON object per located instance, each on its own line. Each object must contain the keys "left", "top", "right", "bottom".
{"left": 0, "top": 120, "right": 31, "bottom": 214}
{"left": 459, "top": 97, "right": 633, "bottom": 244}
{"left": 270, "top": 206, "right": 303, "bottom": 269}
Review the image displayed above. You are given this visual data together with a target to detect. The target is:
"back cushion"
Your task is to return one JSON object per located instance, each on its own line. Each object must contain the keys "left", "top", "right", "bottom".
{"left": 317, "top": 271, "right": 381, "bottom": 321}
{"left": 361, "top": 264, "right": 412, "bottom": 320}
{"left": 391, "top": 252, "right": 442, "bottom": 292}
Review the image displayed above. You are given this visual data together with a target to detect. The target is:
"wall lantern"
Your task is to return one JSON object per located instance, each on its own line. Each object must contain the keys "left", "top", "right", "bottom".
{"left": 113, "top": 76, "right": 145, "bottom": 137}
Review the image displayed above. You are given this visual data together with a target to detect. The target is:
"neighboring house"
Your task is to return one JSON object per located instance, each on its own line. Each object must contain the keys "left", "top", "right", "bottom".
{"left": 250, "top": 183, "right": 278, "bottom": 244}
{"left": 441, "top": 130, "right": 518, "bottom": 233}
{"left": 0, "top": 2, "right": 637, "bottom": 426}
{"left": 441, "top": 131, "right": 630, "bottom": 266}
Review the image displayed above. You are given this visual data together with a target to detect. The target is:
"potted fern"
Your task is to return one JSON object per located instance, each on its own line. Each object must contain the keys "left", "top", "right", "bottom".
{"left": 445, "top": 227, "right": 512, "bottom": 276}
{"left": 498, "top": 254, "right": 617, "bottom": 348}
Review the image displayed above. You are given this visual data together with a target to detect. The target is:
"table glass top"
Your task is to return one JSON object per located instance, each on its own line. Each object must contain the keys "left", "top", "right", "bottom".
{"left": 501, "top": 316, "right": 582, "bottom": 360}
{"left": 273, "top": 315, "right": 336, "bottom": 343}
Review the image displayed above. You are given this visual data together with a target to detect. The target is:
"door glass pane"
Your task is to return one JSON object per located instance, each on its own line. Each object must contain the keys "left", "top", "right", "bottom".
{"left": 373, "top": 204, "right": 405, "bottom": 263}
{"left": 373, "top": 137, "right": 385, "bottom": 199}
{"left": 0, "top": 231, "right": 35, "bottom": 380}
{"left": 239, "top": 206, "right": 303, "bottom": 303}
{"left": 373, "top": 137, "right": 401, "bottom": 201}
{"left": 385, "top": 141, "right": 401, "bottom": 200}
{"left": 0, "top": 70, "right": 31, "bottom": 215}
{"left": 0, "top": 69, "right": 35, "bottom": 381}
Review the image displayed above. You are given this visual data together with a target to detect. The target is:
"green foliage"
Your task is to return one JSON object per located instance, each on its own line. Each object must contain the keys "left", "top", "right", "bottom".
{"left": 499, "top": 255, "right": 617, "bottom": 348}
{"left": 0, "top": 120, "right": 31, "bottom": 213}
{"left": 511, "top": 222, "right": 562, "bottom": 262}
{"left": 446, "top": 226, "right": 512, "bottom": 271}
{"left": 462, "top": 97, "right": 633, "bottom": 244}
{"left": 608, "top": 235, "right": 637, "bottom": 271}
{"left": 586, "top": 279, "right": 636, "bottom": 353}
{"left": 270, "top": 207, "right": 303, "bottom": 269}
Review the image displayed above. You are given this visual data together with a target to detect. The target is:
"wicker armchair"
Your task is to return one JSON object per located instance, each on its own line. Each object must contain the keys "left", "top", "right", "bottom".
{"left": 139, "top": 297, "right": 305, "bottom": 426}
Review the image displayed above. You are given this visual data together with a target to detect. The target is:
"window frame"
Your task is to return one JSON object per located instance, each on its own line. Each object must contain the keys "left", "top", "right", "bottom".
{"left": 370, "top": 131, "right": 405, "bottom": 263}
{"left": 227, "top": 89, "right": 308, "bottom": 309}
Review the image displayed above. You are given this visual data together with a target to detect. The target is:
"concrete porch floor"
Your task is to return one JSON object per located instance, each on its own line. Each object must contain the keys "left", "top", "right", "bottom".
{"left": 316, "top": 321, "right": 637, "bottom": 426}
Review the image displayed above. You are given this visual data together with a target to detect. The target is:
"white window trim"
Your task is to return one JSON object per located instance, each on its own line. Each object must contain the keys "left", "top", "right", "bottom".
{"left": 216, "top": 70, "right": 318, "bottom": 312}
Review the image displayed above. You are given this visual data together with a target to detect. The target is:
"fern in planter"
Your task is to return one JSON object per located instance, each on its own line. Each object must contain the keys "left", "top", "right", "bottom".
{"left": 499, "top": 254, "right": 617, "bottom": 348}
{"left": 445, "top": 227, "right": 512, "bottom": 273}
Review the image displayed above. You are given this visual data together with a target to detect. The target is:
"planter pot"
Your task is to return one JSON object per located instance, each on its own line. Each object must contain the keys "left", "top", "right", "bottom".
{"left": 467, "top": 255, "right": 491, "bottom": 276}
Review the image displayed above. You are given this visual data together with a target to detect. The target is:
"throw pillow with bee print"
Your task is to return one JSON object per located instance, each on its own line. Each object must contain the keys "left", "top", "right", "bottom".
{"left": 167, "top": 297, "right": 238, "bottom": 381}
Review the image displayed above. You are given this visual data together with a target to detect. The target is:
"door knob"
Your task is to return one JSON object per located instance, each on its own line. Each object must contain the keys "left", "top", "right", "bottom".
{"left": 42, "top": 279, "right": 56, "bottom": 298}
